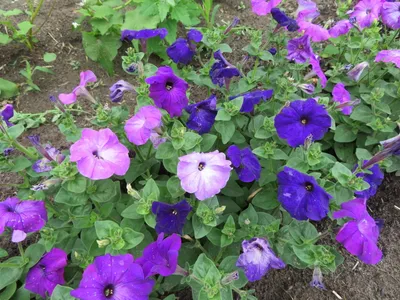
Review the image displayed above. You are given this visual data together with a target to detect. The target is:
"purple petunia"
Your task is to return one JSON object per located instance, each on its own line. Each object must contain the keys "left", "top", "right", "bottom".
{"left": 271, "top": 8, "right": 299, "bottom": 32}
{"left": 298, "top": 83, "right": 315, "bottom": 95}
{"left": 177, "top": 151, "right": 232, "bottom": 201}
{"left": 332, "top": 83, "right": 353, "bottom": 115}
{"left": 349, "top": 0, "right": 382, "bottom": 30}
{"left": 136, "top": 233, "right": 181, "bottom": 278}
{"left": 309, "top": 266, "right": 326, "bottom": 290}
{"left": 109, "top": 80, "right": 135, "bottom": 103}
{"left": 209, "top": 50, "right": 241, "bottom": 89}
{"left": 277, "top": 167, "right": 332, "bottom": 221}
{"left": 375, "top": 50, "right": 400, "bottom": 68}
{"left": 28, "top": 135, "right": 65, "bottom": 173}
{"left": 167, "top": 29, "right": 203, "bottom": 65}
{"left": 348, "top": 61, "right": 369, "bottom": 81}
{"left": 236, "top": 237, "right": 285, "bottom": 282}
{"left": 381, "top": 1, "right": 400, "bottom": 29}
{"left": 125, "top": 105, "right": 163, "bottom": 146}
{"left": 185, "top": 95, "right": 218, "bottom": 134}
{"left": 333, "top": 198, "right": 382, "bottom": 264}
{"left": 25, "top": 248, "right": 67, "bottom": 298}
{"left": 1, "top": 104, "right": 14, "bottom": 127}
{"left": 251, "top": 0, "right": 282, "bottom": 15}
{"left": 298, "top": 21, "right": 330, "bottom": 42}
{"left": 363, "top": 134, "right": 400, "bottom": 169}
{"left": 0, "top": 197, "right": 47, "bottom": 242}
{"left": 71, "top": 253, "right": 155, "bottom": 300}
{"left": 286, "top": 35, "right": 314, "bottom": 64}
{"left": 355, "top": 162, "right": 384, "bottom": 199}
{"left": 329, "top": 20, "right": 353, "bottom": 38}
{"left": 295, "top": 0, "right": 319, "bottom": 21}
{"left": 146, "top": 66, "right": 189, "bottom": 117}
{"left": 121, "top": 28, "right": 168, "bottom": 52}
{"left": 58, "top": 70, "right": 97, "bottom": 105}
{"left": 227, "top": 145, "right": 261, "bottom": 183}
{"left": 152, "top": 200, "right": 192, "bottom": 235}
{"left": 70, "top": 128, "right": 130, "bottom": 180}
{"left": 229, "top": 90, "right": 274, "bottom": 113}
{"left": 309, "top": 55, "right": 327, "bottom": 88}
{"left": 274, "top": 99, "right": 331, "bottom": 147}
{"left": 224, "top": 17, "right": 240, "bottom": 34}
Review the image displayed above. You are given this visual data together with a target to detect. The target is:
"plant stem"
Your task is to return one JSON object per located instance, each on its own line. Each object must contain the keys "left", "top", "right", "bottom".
{"left": 115, "top": 0, "right": 133, "bottom": 10}
{"left": 133, "top": 145, "right": 146, "bottom": 161}
{"left": 214, "top": 247, "right": 225, "bottom": 263}
{"left": 11, "top": 139, "right": 37, "bottom": 159}
{"left": 387, "top": 29, "right": 400, "bottom": 48}
{"left": 27, "top": 0, "right": 45, "bottom": 46}
{"left": 18, "top": 243, "right": 25, "bottom": 259}
{"left": 33, "top": 0, "right": 57, "bottom": 35}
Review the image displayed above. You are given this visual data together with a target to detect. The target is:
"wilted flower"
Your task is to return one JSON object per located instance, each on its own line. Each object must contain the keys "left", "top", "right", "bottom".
{"left": 150, "top": 132, "right": 167, "bottom": 149}
{"left": 271, "top": 8, "right": 299, "bottom": 32}
{"left": 363, "top": 134, "right": 400, "bottom": 169}
{"left": 347, "top": 61, "right": 369, "bottom": 81}
{"left": 227, "top": 145, "right": 261, "bottom": 182}
{"left": 224, "top": 17, "right": 240, "bottom": 34}
{"left": 332, "top": 83, "right": 352, "bottom": 115}
{"left": 177, "top": 151, "right": 232, "bottom": 200}
{"left": 309, "top": 266, "right": 326, "bottom": 290}
{"left": 333, "top": 198, "right": 382, "bottom": 264}
{"left": 309, "top": 55, "right": 327, "bottom": 87}
{"left": 146, "top": 66, "right": 189, "bottom": 117}
{"left": 354, "top": 162, "right": 384, "bottom": 199}
{"left": 109, "top": 80, "right": 135, "bottom": 103}
{"left": 125, "top": 105, "right": 162, "bottom": 145}
{"left": 1, "top": 104, "right": 14, "bottom": 127}
{"left": 28, "top": 135, "right": 65, "bottom": 173}
{"left": 375, "top": 50, "right": 400, "bottom": 68}
{"left": 31, "top": 178, "right": 62, "bottom": 191}
{"left": 152, "top": 200, "right": 192, "bottom": 235}
{"left": 268, "top": 47, "right": 277, "bottom": 55}
{"left": 71, "top": 254, "right": 155, "bottom": 300}
{"left": 381, "top": 1, "right": 400, "bottom": 29}
{"left": 185, "top": 95, "right": 218, "bottom": 134}
{"left": 275, "top": 99, "right": 331, "bottom": 147}
{"left": 3, "top": 147, "right": 13, "bottom": 156}
{"left": 229, "top": 90, "right": 274, "bottom": 113}
{"left": 298, "top": 83, "right": 315, "bottom": 95}
{"left": 0, "top": 197, "right": 47, "bottom": 242}
{"left": 349, "top": 0, "right": 382, "bottom": 30}
{"left": 167, "top": 29, "right": 203, "bottom": 65}
{"left": 251, "top": 0, "right": 282, "bottom": 15}
{"left": 286, "top": 35, "right": 314, "bottom": 64}
{"left": 136, "top": 233, "right": 181, "bottom": 277}
{"left": 121, "top": 28, "right": 168, "bottom": 52}
{"left": 58, "top": 70, "right": 97, "bottom": 105}
{"left": 209, "top": 50, "right": 240, "bottom": 89}
{"left": 278, "top": 167, "right": 332, "bottom": 220}
{"left": 49, "top": 95, "right": 66, "bottom": 113}
{"left": 25, "top": 248, "right": 67, "bottom": 298}
{"left": 236, "top": 237, "right": 285, "bottom": 282}
{"left": 329, "top": 20, "right": 353, "bottom": 38}
{"left": 70, "top": 128, "right": 130, "bottom": 180}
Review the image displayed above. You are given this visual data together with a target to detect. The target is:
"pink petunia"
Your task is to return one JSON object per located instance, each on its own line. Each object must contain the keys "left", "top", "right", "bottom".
{"left": 375, "top": 49, "right": 400, "bottom": 68}
{"left": 309, "top": 55, "right": 327, "bottom": 88}
{"left": 329, "top": 20, "right": 353, "bottom": 38}
{"left": 251, "top": 0, "right": 282, "bottom": 16}
{"left": 332, "top": 83, "right": 353, "bottom": 115}
{"left": 298, "top": 21, "right": 331, "bottom": 42}
{"left": 381, "top": 1, "right": 400, "bottom": 29}
{"left": 349, "top": 0, "right": 383, "bottom": 30}
{"left": 58, "top": 70, "right": 97, "bottom": 105}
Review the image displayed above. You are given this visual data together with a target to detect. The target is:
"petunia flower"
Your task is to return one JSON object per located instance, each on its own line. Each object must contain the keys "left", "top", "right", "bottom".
{"left": 251, "top": 0, "right": 282, "bottom": 16}
{"left": 227, "top": 145, "right": 261, "bottom": 183}
{"left": 271, "top": 8, "right": 299, "bottom": 32}
{"left": 349, "top": 0, "right": 383, "bottom": 30}
{"left": 333, "top": 198, "right": 382, "bottom": 264}
{"left": 152, "top": 200, "right": 192, "bottom": 235}
{"left": 136, "top": 233, "right": 181, "bottom": 277}
{"left": 347, "top": 61, "right": 369, "bottom": 81}
{"left": 109, "top": 80, "right": 135, "bottom": 103}
{"left": 125, "top": 105, "right": 163, "bottom": 146}
{"left": 236, "top": 237, "right": 285, "bottom": 282}
{"left": 354, "top": 162, "right": 384, "bottom": 199}
{"left": 0, "top": 197, "right": 47, "bottom": 243}
{"left": 209, "top": 50, "right": 241, "bottom": 89}
{"left": 277, "top": 167, "right": 332, "bottom": 220}
{"left": 295, "top": 0, "right": 319, "bottom": 21}
{"left": 167, "top": 29, "right": 203, "bottom": 65}
{"left": 298, "top": 22, "right": 330, "bottom": 42}
{"left": 332, "top": 82, "right": 353, "bottom": 115}
{"left": 298, "top": 83, "right": 315, "bottom": 94}
{"left": 309, "top": 266, "right": 326, "bottom": 290}
{"left": 381, "top": 1, "right": 400, "bottom": 29}
{"left": 329, "top": 20, "right": 353, "bottom": 38}
{"left": 146, "top": 66, "right": 189, "bottom": 117}
{"left": 268, "top": 47, "right": 277, "bottom": 55}
{"left": 375, "top": 50, "right": 400, "bottom": 68}
{"left": 150, "top": 132, "right": 167, "bottom": 149}
{"left": 70, "top": 128, "right": 130, "bottom": 180}
{"left": 274, "top": 98, "right": 331, "bottom": 147}
{"left": 28, "top": 135, "right": 65, "bottom": 173}
{"left": 3, "top": 147, "right": 13, "bottom": 156}
{"left": 363, "top": 134, "right": 400, "bottom": 169}
{"left": 308, "top": 55, "right": 328, "bottom": 87}
{"left": 49, "top": 95, "right": 66, "bottom": 113}
{"left": 286, "top": 35, "right": 314, "bottom": 64}
{"left": 185, "top": 95, "right": 218, "bottom": 134}
{"left": 71, "top": 254, "right": 155, "bottom": 300}
{"left": 58, "top": 70, "right": 97, "bottom": 105}
{"left": 121, "top": 28, "right": 168, "bottom": 52}
{"left": 1, "top": 104, "right": 14, "bottom": 127}
{"left": 177, "top": 151, "right": 232, "bottom": 201}
{"left": 25, "top": 248, "right": 67, "bottom": 298}
{"left": 224, "top": 17, "right": 240, "bottom": 34}
{"left": 229, "top": 90, "right": 274, "bottom": 113}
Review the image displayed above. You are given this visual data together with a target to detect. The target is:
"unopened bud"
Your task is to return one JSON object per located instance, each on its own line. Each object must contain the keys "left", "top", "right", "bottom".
{"left": 215, "top": 206, "right": 226, "bottom": 214}
{"left": 97, "top": 239, "right": 110, "bottom": 248}
{"left": 221, "top": 271, "right": 239, "bottom": 285}
{"left": 127, "top": 183, "right": 141, "bottom": 200}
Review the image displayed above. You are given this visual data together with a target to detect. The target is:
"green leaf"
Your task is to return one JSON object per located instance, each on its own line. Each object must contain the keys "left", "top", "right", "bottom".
{"left": 288, "top": 220, "right": 319, "bottom": 245}
{"left": 334, "top": 124, "right": 357, "bottom": 142}
{"left": 25, "top": 244, "right": 46, "bottom": 268}
{"left": 252, "top": 189, "right": 280, "bottom": 210}
{"left": 7, "top": 124, "right": 24, "bottom": 139}
{"left": 350, "top": 105, "right": 374, "bottom": 123}
{"left": 9, "top": 156, "right": 31, "bottom": 172}
{"left": 0, "top": 282, "right": 16, "bottom": 300}
{"left": 17, "top": 21, "right": 33, "bottom": 34}
{"left": 51, "top": 285, "right": 76, "bottom": 300}
{"left": 0, "top": 78, "right": 18, "bottom": 99}
{"left": 191, "top": 253, "right": 221, "bottom": 284}
{"left": 62, "top": 175, "right": 88, "bottom": 194}
{"left": 200, "top": 134, "right": 217, "bottom": 152}
{"left": 156, "top": 142, "right": 176, "bottom": 159}
{"left": 124, "top": 158, "right": 158, "bottom": 183}
{"left": 215, "top": 109, "right": 231, "bottom": 121}
{"left": 55, "top": 188, "right": 88, "bottom": 206}
{"left": 238, "top": 204, "right": 258, "bottom": 227}
{"left": 167, "top": 176, "right": 185, "bottom": 198}
{"left": 43, "top": 53, "right": 57, "bottom": 63}
{"left": 215, "top": 121, "right": 235, "bottom": 144}
{"left": 183, "top": 132, "right": 202, "bottom": 151}
{"left": 331, "top": 162, "right": 352, "bottom": 186}
{"left": 143, "top": 179, "right": 160, "bottom": 200}
{"left": 122, "top": 228, "right": 144, "bottom": 249}
{"left": 90, "top": 179, "right": 117, "bottom": 203}
{"left": 121, "top": 203, "right": 143, "bottom": 220}
{"left": 0, "top": 257, "right": 24, "bottom": 290}
{"left": 0, "top": 249, "right": 8, "bottom": 258}
{"left": 160, "top": 18, "right": 178, "bottom": 44}
{"left": 123, "top": 8, "right": 160, "bottom": 30}
{"left": 95, "top": 220, "right": 120, "bottom": 239}
{"left": 192, "top": 214, "right": 212, "bottom": 239}
{"left": 0, "top": 33, "right": 11, "bottom": 45}
{"left": 2, "top": 9, "right": 23, "bottom": 16}
{"left": 170, "top": 0, "right": 201, "bottom": 26}
{"left": 158, "top": 0, "right": 171, "bottom": 22}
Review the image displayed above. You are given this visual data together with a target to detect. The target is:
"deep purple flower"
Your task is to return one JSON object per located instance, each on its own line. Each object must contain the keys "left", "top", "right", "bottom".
{"left": 286, "top": 35, "right": 314, "bottom": 63}
{"left": 1, "top": 104, "right": 14, "bottom": 127}
{"left": 121, "top": 28, "right": 168, "bottom": 52}
{"left": 375, "top": 50, "right": 400, "bottom": 68}
{"left": 363, "top": 134, "right": 400, "bottom": 169}
{"left": 236, "top": 237, "right": 285, "bottom": 282}
{"left": 71, "top": 254, "right": 155, "bottom": 300}
{"left": 381, "top": 2, "right": 400, "bottom": 29}
{"left": 333, "top": 198, "right": 382, "bottom": 264}
{"left": 209, "top": 50, "right": 240, "bottom": 89}
{"left": 227, "top": 145, "right": 261, "bottom": 182}
{"left": 268, "top": 47, "right": 277, "bottom": 55}
{"left": 126, "top": 63, "right": 138, "bottom": 74}
{"left": 70, "top": 128, "right": 130, "bottom": 180}
{"left": 350, "top": 0, "right": 382, "bottom": 30}
{"left": 310, "top": 266, "right": 326, "bottom": 290}
{"left": 0, "top": 197, "right": 47, "bottom": 242}
{"left": 25, "top": 248, "right": 67, "bottom": 298}
{"left": 136, "top": 233, "right": 181, "bottom": 277}
{"left": 251, "top": 0, "right": 282, "bottom": 15}
{"left": 355, "top": 162, "right": 384, "bottom": 199}
{"left": 275, "top": 99, "right": 331, "bottom": 147}
{"left": 109, "top": 80, "right": 135, "bottom": 103}
{"left": 224, "top": 17, "right": 240, "bottom": 34}
{"left": 167, "top": 29, "right": 203, "bottom": 65}
{"left": 309, "top": 55, "right": 327, "bottom": 87}
{"left": 3, "top": 147, "right": 13, "bottom": 156}
{"left": 185, "top": 95, "right": 217, "bottom": 134}
{"left": 298, "top": 21, "right": 330, "bottom": 42}
{"left": 348, "top": 62, "right": 369, "bottom": 81}
{"left": 332, "top": 83, "right": 352, "bottom": 115}
{"left": 146, "top": 66, "right": 189, "bottom": 117}
{"left": 187, "top": 29, "right": 203, "bottom": 43}
{"left": 329, "top": 20, "right": 353, "bottom": 38}
{"left": 177, "top": 151, "right": 232, "bottom": 201}
{"left": 277, "top": 167, "right": 332, "bottom": 220}
{"left": 229, "top": 90, "right": 274, "bottom": 113}
{"left": 298, "top": 83, "right": 315, "bottom": 94}
{"left": 58, "top": 70, "right": 96, "bottom": 105}
{"left": 271, "top": 8, "right": 299, "bottom": 31}
{"left": 151, "top": 200, "right": 192, "bottom": 235}
{"left": 125, "top": 105, "right": 162, "bottom": 145}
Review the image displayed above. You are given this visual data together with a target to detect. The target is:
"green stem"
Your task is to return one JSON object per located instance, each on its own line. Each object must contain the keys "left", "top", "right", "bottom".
{"left": 146, "top": 144, "right": 153, "bottom": 160}
{"left": 18, "top": 243, "right": 25, "bottom": 259}
{"left": 133, "top": 145, "right": 146, "bottom": 161}
{"left": 11, "top": 139, "right": 37, "bottom": 159}
{"left": 387, "top": 29, "right": 400, "bottom": 48}
{"left": 115, "top": 0, "right": 133, "bottom": 10}
{"left": 195, "top": 240, "right": 211, "bottom": 257}
{"left": 33, "top": 0, "right": 57, "bottom": 35}
{"left": 214, "top": 247, "right": 225, "bottom": 263}
{"left": 27, "top": 0, "right": 45, "bottom": 46}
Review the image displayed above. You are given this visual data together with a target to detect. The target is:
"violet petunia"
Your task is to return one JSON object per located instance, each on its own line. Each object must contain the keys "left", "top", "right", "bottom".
{"left": 298, "top": 83, "right": 315, "bottom": 95}
{"left": 71, "top": 254, "right": 155, "bottom": 300}
{"left": 329, "top": 20, "right": 353, "bottom": 38}
{"left": 58, "top": 70, "right": 96, "bottom": 105}
{"left": 271, "top": 8, "right": 299, "bottom": 32}
{"left": 274, "top": 98, "right": 331, "bottom": 147}
{"left": 0, "top": 197, "right": 47, "bottom": 242}
{"left": 209, "top": 50, "right": 241, "bottom": 89}
{"left": 286, "top": 35, "right": 314, "bottom": 64}
{"left": 333, "top": 198, "right": 382, "bottom": 264}
{"left": 25, "top": 248, "right": 67, "bottom": 298}
{"left": 224, "top": 17, "right": 240, "bottom": 34}
{"left": 309, "top": 266, "right": 326, "bottom": 290}
{"left": 1, "top": 104, "right": 14, "bottom": 126}
{"left": 349, "top": 0, "right": 382, "bottom": 30}
{"left": 229, "top": 90, "right": 274, "bottom": 113}
{"left": 136, "top": 233, "right": 181, "bottom": 278}
{"left": 109, "top": 80, "right": 135, "bottom": 103}
{"left": 354, "top": 162, "right": 384, "bottom": 199}
{"left": 251, "top": 0, "right": 282, "bottom": 15}
{"left": 121, "top": 28, "right": 168, "bottom": 52}
{"left": 347, "top": 61, "right": 369, "bottom": 81}
{"left": 236, "top": 237, "right": 285, "bottom": 282}
{"left": 381, "top": 1, "right": 400, "bottom": 29}
{"left": 152, "top": 200, "right": 192, "bottom": 235}
{"left": 177, "top": 151, "right": 232, "bottom": 201}
{"left": 295, "top": 0, "right": 319, "bottom": 21}
{"left": 277, "top": 167, "right": 332, "bottom": 221}
{"left": 167, "top": 29, "right": 203, "bottom": 65}
{"left": 185, "top": 95, "right": 218, "bottom": 134}
{"left": 227, "top": 145, "right": 261, "bottom": 183}
{"left": 309, "top": 55, "right": 328, "bottom": 88}
{"left": 146, "top": 66, "right": 189, "bottom": 117}
{"left": 375, "top": 50, "right": 400, "bottom": 68}
{"left": 125, "top": 105, "right": 163, "bottom": 146}
{"left": 298, "top": 21, "right": 330, "bottom": 42}
{"left": 28, "top": 135, "right": 65, "bottom": 173}
{"left": 332, "top": 82, "right": 353, "bottom": 115}
{"left": 363, "top": 134, "right": 400, "bottom": 169}
{"left": 268, "top": 47, "right": 277, "bottom": 55}
{"left": 150, "top": 132, "right": 167, "bottom": 149}
{"left": 70, "top": 128, "right": 130, "bottom": 180}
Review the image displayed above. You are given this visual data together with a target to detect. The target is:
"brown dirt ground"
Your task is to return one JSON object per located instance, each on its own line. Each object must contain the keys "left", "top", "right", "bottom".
{"left": 1, "top": 0, "right": 399, "bottom": 299}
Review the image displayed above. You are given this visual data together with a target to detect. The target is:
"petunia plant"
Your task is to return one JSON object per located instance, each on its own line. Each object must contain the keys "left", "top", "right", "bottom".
{"left": 2, "top": 0, "right": 400, "bottom": 299}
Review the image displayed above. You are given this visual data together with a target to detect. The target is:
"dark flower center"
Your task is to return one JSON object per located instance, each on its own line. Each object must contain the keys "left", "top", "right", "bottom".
{"left": 39, "top": 264, "right": 46, "bottom": 271}
{"left": 305, "top": 182, "right": 314, "bottom": 191}
{"left": 172, "top": 209, "right": 178, "bottom": 215}
{"left": 254, "top": 243, "right": 264, "bottom": 251}
{"left": 198, "top": 162, "right": 206, "bottom": 171}
{"left": 366, "top": 9, "right": 371, "bottom": 14}
{"left": 301, "top": 117, "right": 308, "bottom": 125}
{"left": 92, "top": 150, "right": 102, "bottom": 159}
{"left": 298, "top": 44, "right": 304, "bottom": 50}
{"left": 166, "top": 81, "right": 174, "bottom": 91}
{"left": 104, "top": 285, "right": 115, "bottom": 298}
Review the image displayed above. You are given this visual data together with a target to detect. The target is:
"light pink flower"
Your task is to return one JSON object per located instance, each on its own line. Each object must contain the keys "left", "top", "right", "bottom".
{"left": 375, "top": 49, "right": 400, "bottom": 68}
{"left": 58, "top": 70, "right": 97, "bottom": 105}
{"left": 251, "top": 0, "right": 282, "bottom": 16}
